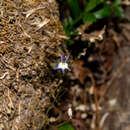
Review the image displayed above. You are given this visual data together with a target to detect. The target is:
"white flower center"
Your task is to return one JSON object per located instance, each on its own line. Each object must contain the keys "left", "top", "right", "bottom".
{"left": 58, "top": 62, "right": 68, "bottom": 69}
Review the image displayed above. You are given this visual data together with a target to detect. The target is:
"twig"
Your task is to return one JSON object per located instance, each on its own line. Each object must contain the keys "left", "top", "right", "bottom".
{"left": 89, "top": 73, "right": 101, "bottom": 130}
{"left": 18, "top": 101, "right": 21, "bottom": 123}
{"left": 0, "top": 72, "right": 9, "bottom": 79}
{"left": 7, "top": 88, "right": 14, "bottom": 108}
{"left": 100, "top": 112, "right": 109, "bottom": 128}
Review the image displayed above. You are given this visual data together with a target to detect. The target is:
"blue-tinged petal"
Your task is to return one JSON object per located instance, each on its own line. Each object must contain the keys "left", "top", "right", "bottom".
{"left": 59, "top": 54, "right": 63, "bottom": 62}
{"left": 67, "top": 67, "right": 71, "bottom": 71}
{"left": 54, "top": 66, "right": 60, "bottom": 70}
{"left": 62, "top": 69, "right": 65, "bottom": 73}
{"left": 54, "top": 54, "right": 70, "bottom": 73}
{"left": 65, "top": 54, "right": 70, "bottom": 62}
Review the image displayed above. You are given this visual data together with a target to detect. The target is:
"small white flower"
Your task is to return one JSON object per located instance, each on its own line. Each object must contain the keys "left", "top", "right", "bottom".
{"left": 54, "top": 54, "right": 70, "bottom": 73}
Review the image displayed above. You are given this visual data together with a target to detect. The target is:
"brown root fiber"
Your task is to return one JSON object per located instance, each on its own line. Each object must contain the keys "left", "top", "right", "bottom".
{"left": 0, "top": 0, "right": 67, "bottom": 129}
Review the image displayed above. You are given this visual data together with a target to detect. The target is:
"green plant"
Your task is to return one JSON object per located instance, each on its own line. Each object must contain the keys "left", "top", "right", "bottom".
{"left": 58, "top": 122, "right": 75, "bottom": 130}
{"left": 63, "top": 0, "right": 124, "bottom": 45}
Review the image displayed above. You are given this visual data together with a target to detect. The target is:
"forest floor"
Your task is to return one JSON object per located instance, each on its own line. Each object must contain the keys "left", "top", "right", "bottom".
{"left": 47, "top": 3, "right": 130, "bottom": 130}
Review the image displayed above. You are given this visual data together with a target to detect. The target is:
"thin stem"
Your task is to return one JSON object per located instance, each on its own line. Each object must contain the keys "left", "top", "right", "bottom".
{"left": 89, "top": 73, "right": 101, "bottom": 130}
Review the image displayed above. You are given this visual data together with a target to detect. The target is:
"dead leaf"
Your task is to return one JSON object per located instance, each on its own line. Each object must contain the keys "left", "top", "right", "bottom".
{"left": 81, "top": 26, "right": 106, "bottom": 42}
{"left": 72, "top": 60, "right": 89, "bottom": 84}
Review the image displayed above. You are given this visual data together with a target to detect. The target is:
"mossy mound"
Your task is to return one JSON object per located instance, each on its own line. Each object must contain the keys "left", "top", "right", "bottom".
{"left": 0, "top": 0, "right": 66, "bottom": 129}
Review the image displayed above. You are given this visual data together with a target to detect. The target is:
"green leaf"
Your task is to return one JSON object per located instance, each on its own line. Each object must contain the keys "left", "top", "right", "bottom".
{"left": 94, "top": 4, "right": 112, "bottom": 19}
{"left": 114, "top": 6, "right": 124, "bottom": 18}
{"left": 85, "top": 0, "right": 104, "bottom": 12}
{"left": 65, "top": 39, "right": 74, "bottom": 45}
{"left": 67, "top": 0, "right": 81, "bottom": 18}
{"left": 68, "top": 16, "right": 74, "bottom": 26}
{"left": 83, "top": 13, "right": 97, "bottom": 23}
{"left": 113, "top": 0, "right": 124, "bottom": 19}
{"left": 114, "top": 0, "right": 122, "bottom": 6}
{"left": 83, "top": 3, "right": 112, "bottom": 23}
{"left": 63, "top": 24, "right": 70, "bottom": 36}
{"left": 63, "top": 16, "right": 74, "bottom": 36}
{"left": 88, "top": 42, "right": 92, "bottom": 47}
{"left": 58, "top": 122, "right": 75, "bottom": 130}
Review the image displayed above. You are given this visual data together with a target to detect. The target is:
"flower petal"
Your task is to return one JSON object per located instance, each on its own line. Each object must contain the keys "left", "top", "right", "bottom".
{"left": 65, "top": 54, "right": 70, "bottom": 62}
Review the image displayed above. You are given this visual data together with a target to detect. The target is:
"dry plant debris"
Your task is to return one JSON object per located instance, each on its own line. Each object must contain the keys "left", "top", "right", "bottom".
{"left": 82, "top": 26, "right": 106, "bottom": 43}
{"left": 46, "top": 2, "right": 130, "bottom": 130}
{"left": 0, "top": 0, "right": 68, "bottom": 129}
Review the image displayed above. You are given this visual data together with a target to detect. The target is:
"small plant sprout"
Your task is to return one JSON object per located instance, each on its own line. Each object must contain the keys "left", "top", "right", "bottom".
{"left": 67, "top": 104, "right": 72, "bottom": 119}
{"left": 54, "top": 54, "right": 70, "bottom": 73}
